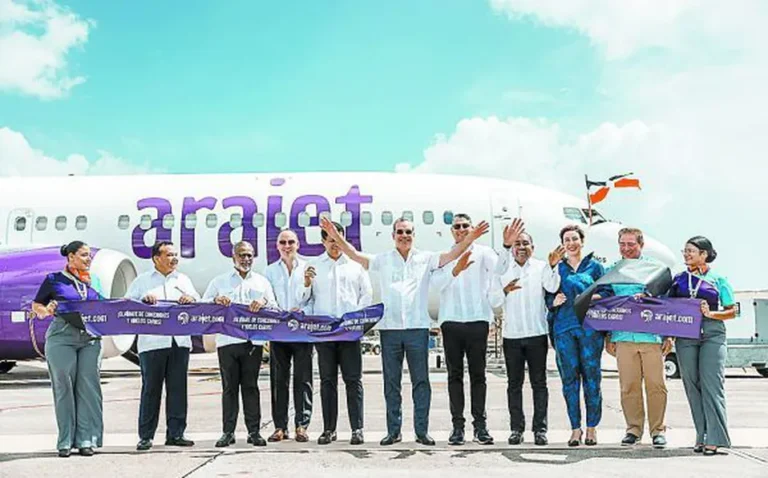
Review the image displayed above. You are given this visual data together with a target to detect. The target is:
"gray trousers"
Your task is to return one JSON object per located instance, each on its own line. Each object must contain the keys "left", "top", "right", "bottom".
{"left": 45, "top": 317, "right": 104, "bottom": 450}
{"left": 676, "top": 318, "right": 730, "bottom": 447}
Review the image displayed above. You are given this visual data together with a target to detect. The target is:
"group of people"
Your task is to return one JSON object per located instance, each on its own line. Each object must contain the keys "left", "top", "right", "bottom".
{"left": 32, "top": 214, "right": 736, "bottom": 458}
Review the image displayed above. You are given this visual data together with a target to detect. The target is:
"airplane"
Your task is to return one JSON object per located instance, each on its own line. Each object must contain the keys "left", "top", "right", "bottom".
{"left": 0, "top": 172, "right": 676, "bottom": 373}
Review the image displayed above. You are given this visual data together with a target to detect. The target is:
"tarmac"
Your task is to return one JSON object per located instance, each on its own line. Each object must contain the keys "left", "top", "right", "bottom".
{"left": 1, "top": 351, "right": 768, "bottom": 477}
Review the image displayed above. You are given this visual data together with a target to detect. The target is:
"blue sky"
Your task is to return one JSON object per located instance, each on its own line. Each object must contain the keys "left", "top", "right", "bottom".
{"left": 1, "top": 0, "right": 766, "bottom": 290}
{"left": 0, "top": 0, "right": 604, "bottom": 173}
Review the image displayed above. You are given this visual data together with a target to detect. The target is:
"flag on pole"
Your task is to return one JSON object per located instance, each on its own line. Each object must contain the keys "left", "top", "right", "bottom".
{"left": 585, "top": 173, "right": 641, "bottom": 206}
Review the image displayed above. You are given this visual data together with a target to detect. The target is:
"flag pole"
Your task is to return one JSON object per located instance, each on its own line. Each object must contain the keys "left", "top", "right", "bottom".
{"left": 585, "top": 174, "right": 593, "bottom": 226}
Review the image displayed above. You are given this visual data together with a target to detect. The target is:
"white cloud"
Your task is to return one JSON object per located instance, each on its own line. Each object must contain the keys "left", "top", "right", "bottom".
{"left": 0, "top": 127, "right": 150, "bottom": 175}
{"left": 0, "top": 0, "right": 93, "bottom": 99}
{"left": 404, "top": 2, "right": 768, "bottom": 289}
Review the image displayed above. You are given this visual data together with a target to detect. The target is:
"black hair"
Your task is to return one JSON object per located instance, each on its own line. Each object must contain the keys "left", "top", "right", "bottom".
{"left": 321, "top": 221, "right": 344, "bottom": 240}
{"left": 559, "top": 224, "right": 585, "bottom": 242}
{"left": 686, "top": 236, "right": 718, "bottom": 263}
{"left": 453, "top": 213, "right": 472, "bottom": 223}
{"left": 60, "top": 241, "right": 87, "bottom": 257}
{"left": 151, "top": 241, "right": 174, "bottom": 258}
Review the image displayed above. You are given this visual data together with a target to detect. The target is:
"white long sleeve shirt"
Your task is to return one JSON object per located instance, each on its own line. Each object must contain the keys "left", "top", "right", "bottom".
{"left": 431, "top": 244, "right": 504, "bottom": 325}
{"left": 202, "top": 269, "right": 277, "bottom": 348}
{"left": 124, "top": 268, "right": 201, "bottom": 354}
{"left": 369, "top": 248, "right": 440, "bottom": 330}
{"left": 300, "top": 253, "right": 373, "bottom": 317}
{"left": 495, "top": 250, "right": 560, "bottom": 339}
{"left": 265, "top": 256, "right": 310, "bottom": 312}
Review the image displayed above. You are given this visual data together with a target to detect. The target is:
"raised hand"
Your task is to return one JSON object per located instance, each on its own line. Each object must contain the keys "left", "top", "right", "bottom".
{"left": 214, "top": 295, "right": 232, "bottom": 306}
{"left": 548, "top": 245, "right": 565, "bottom": 267}
{"left": 553, "top": 292, "right": 566, "bottom": 307}
{"left": 304, "top": 266, "right": 316, "bottom": 287}
{"left": 503, "top": 218, "right": 525, "bottom": 247}
{"left": 469, "top": 221, "right": 490, "bottom": 240}
{"left": 320, "top": 216, "right": 341, "bottom": 240}
{"left": 503, "top": 278, "right": 522, "bottom": 295}
{"left": 452, "top": 251, "right": 474, "bottom": 277}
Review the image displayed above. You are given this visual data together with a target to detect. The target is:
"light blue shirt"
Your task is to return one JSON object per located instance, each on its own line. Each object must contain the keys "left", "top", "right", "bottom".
{"left": 609, "top": 255, "right": 662, "bottom": 344}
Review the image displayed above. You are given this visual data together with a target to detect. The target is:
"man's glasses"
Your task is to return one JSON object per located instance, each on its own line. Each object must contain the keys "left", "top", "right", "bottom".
{"left": 452, "top": 223, "right": 471, "bottom": 230}
{"left": 279, "top": 240, "right": 297, "bottom": 246}
{"left": 395, "top": 229, "right": 413, "bottom": 236}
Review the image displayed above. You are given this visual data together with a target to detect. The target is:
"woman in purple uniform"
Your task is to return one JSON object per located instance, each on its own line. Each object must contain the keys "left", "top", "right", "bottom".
{"left": 31, "top": 241, "right": 105, "bottom": 458}
{"left": 669, "top": 236, "right": 736, "bottom": 456}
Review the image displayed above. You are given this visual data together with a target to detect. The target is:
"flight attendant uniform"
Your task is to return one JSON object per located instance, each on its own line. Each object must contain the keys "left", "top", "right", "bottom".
{"left": 35, "top": 272, "right": 105, "bottom": 452}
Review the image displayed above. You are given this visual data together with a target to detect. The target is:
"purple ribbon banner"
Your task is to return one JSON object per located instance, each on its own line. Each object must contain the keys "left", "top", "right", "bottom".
{"left": 584, "top": 296, "right": 703, "bottom": 339}
{"left": 56, "top": 300, "right": 384, "bottom": 343}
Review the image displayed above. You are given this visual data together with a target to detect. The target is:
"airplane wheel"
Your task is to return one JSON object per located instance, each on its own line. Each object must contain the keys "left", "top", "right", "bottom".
{"left": 121, "top": 339, "right": 140, "bottom": 366}
{"left": 664, "top": 354, "right": 680, "bottom": 379}
{"left": 0, "top": 361, "right": 17, "bottom": 374}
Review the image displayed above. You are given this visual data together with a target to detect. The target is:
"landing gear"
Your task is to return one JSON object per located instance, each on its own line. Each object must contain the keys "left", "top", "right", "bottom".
{"left": 0, "top": 361, "right": 17, "bottom": 374}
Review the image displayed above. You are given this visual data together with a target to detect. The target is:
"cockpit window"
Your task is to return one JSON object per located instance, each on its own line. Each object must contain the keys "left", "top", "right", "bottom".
{"left": 563, "top": 207, "right": 586, "bottom": 224}
{"left": 582, "top": 208, "right": 608, "bottom": 225}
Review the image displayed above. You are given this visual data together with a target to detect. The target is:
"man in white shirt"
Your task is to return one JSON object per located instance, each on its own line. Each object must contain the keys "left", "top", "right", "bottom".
{"left": 300, "top": 221, "right": 373, "bottom": 446}
{"left": 320, "top": 215, "right": 489, "bottom": 446}
{"left": 431, "top": 213, "right": 504, "bottom": 446}
{"left": 495, "top": 219, "right": 563, "bottom": 446}
{"left": 203, "top": 241, "right": 275, "bottom": 448}
{"left": 125, "top": 241, "right": 200, "bottom": 451}
{"left": 264, "top": 229, "right": 313, "bottom": 443}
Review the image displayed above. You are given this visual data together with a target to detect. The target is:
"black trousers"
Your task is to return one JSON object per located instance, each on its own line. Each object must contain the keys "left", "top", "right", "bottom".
{"left": 138, "top": 342, "right": 190, "bottom": 440}
{"left": 269, "top": 342, "right": 313, "bottom": 429}
{"left": 315, "top": 341, "right": 364, "bottom": 432}
{"left": 503, "top": 334, "right": 549, "bottom": 433}
{"left": 218, "top": 342, "right": 264, "bottom": 434}
{"left": 441, "top": 321, "right": 489, "bottom": 430}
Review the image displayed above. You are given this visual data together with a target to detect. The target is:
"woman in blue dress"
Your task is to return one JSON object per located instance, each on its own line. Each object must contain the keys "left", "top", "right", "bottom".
{"left": 669, "top": 236, "right": 736, "bottom": 456}
{"left": 548, "top": 225, "right": 605, "bottom": 447}
{"left": 31, "top": 241, "right": 105, "bottom": 458}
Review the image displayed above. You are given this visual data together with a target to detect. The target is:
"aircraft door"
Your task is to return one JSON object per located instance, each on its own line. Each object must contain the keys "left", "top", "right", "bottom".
{"left": 5, "top": 209, "right": 34, "bottom": 246}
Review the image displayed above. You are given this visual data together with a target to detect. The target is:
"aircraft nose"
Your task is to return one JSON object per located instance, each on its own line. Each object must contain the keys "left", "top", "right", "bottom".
{"left": 643, "top": 235, "right": 678, "bottom": 270}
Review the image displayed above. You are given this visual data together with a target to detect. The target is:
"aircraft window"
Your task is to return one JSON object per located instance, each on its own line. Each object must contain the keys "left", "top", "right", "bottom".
{"left": 185, "top": 213, "right": 197, "bottom": 229}
{"left": 75, "top": 215, "right": 87, "bottom": 231}
{"left": 162, "top": 214, "right": 175, "bottom": 229}
{"left": 423, "top": 211, "right": 434, "bottom": 225}
{"left": 563, "top": 207, "right": 586, "bottom": 224}
{"left": 14, "top": 217, "right": 26, "bottom": 231}
{"left": 206, "top": 213, "right": 218, "bottom": 228}
{"left": 253, "top": 213, "right": 265, "bottom": 227}
{"left": 340, "top": 211, "right": 352, "bottom": 227}
{"left": 230, "top": 213, "right": 243, "bottom": 228}
{"left": 298, "top": 212, "right": 310, "bottom": 227}
{"left": 274, "top": 212, "right": 287, "bottom": 228}
{"left": 139, "top": 214, "right": 152, "bottom": 230}
{"left": 36, "top": 216, "right": 48, "bottom": 231}
{"left": 117, "top": 215, "right": 130, "bottom": 230}
{"left": 582, "top": 208, "right": 608, "bottom": 225}
{"left": 443, "top": 210, "right": 454, "bottom": 225}
{"left": 55, "top": 216, "right": 67, "bottom": 231}
{"left": 361, "top": 211, "right": 372, "bottom": 226}
{"left": 381, "top": 211, "right": 393, "bottom": 226}
{"left": 402, "top": 210, "right": 414, "bottom": 222}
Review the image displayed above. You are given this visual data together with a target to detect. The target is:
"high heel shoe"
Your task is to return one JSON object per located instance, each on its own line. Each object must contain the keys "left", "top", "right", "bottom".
{"left": 568, "top": 430, "right": 583, "bottom": 447}
{"left": 585, "top": 429, "right": 597, "bottom": 446}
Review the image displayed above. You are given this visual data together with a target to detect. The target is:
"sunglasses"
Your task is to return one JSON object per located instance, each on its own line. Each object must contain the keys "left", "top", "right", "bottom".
{"left": 452, "top": 223, "right": 471, "bottom": 230}
{"left": 279, "top": 240, "right": 297, "bottom": 246}
{"left": 395, "top": 229, "right": 413, "bottom": 236}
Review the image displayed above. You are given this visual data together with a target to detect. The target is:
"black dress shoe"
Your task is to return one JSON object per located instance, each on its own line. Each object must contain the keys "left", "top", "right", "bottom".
{"left": 165, "top": 436, "right": 195, "bottom": 447}
{"left": 78, "top": 447, "right": 94, "bottom": 457}
{"left": 379, "top": 434, "right": 402, "bottom": 446}
{"left": 247, "top": 432, "right": 267, "bottom": 447}
{"left": 693, "top": 444, "right": 704, "bottom": 453}
{"left": 473, "top": 428, "right": 494, "bottom": 445}
{"left": 136, "top": 439, "right": 153, "bottom": 451}
{"left": 534, "top": 432, "right": 548, "bottom": 446}
{"left": 415, "top": 434, "right": 435, "bottom": 446}
{"left": 215, "top": 433, "right": 236, "bottom": 448}
{"left": 621, "top": 433, "right": 639, "bottom": 446}
{"left": 318, "top": 430, "right": 337, "bottom": 445}
{"left": 448, "top": 428, "right": 465, "bottom": 446}
{"left": 58, "top": 448, "right": 71, "bottom": 458}
{"left": 350, "top": 429, "right": 364, "bottom": 445}
{"left": 508, "top": 431, "right": 524, "bottom": 445}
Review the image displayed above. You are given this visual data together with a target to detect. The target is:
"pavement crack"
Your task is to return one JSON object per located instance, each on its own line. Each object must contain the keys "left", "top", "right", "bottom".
{"left": 181, "top": 451, "right": 225, "bottom": 478}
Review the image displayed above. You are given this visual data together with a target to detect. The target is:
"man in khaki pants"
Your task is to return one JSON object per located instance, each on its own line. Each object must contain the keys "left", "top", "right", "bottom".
{"left": 605, "top": 228, "right": 674, "bottom": 448}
